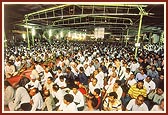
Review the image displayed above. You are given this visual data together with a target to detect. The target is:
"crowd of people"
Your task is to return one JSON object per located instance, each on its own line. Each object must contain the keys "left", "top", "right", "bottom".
{"left": 4, "top": 40, "right": 165, "bottom": 112}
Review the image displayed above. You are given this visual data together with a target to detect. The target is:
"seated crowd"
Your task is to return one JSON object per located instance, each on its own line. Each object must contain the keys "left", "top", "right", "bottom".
{"left": 4, "top": 41, "right": 164, "bottom": 111}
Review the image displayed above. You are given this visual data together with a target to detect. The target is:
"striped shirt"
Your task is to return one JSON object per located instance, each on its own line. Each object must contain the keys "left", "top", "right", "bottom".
{"left": 128, "top": 84, "right": 147, "bottom": 99}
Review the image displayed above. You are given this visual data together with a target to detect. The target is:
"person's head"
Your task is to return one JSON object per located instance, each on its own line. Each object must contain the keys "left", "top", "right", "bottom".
{"left": 114, "top": 80, "right": 121, "bottom": 88}
{"left": 93, "top": 88, "right": 100, "bottom": 96}
{"left": 19, "top": 77, "right": 30, "bottom": 87}
{"left": 45, "top": 67, "right": 49, "bottom": 73}
{"left": 47, "top": 77, "right": 53, "bottom": 84}
{"left": 108, "top": 92, "right": 118, "bottom": 102}
{"left": 136, "top": 95, "right": 145, "bottom": 106}
{"left": 72, "top": 84, "right": 79, "bottom": 94}
{"left": 140, "top": 68, "right": 147, "bottom": 75}
{"left": 129, "top": 74, "right": 135, "bottom": 80}
{"left": 93, "top": 70, "right": 99, "bottom": 76}
{"left": 4, "top": 80, "right": 11, "bottom": 88}
{"left": 59, "top": 75, "right": 65, "bottom": 82}
{"left": 136, "top": 80, "right": 144, "bottom": 89}
{"left": 145, "top": 76, "right": 152, "bottom": 83}
{"left": 79, "top": 67, "right": 84, "bottom": 72}
{"left": 111, "top": 72, "right": 117, "bottom": 78}
{"left": 92, "top": 78, "right": 98, "bottom": 86}
{"left": 156, "top": 86, "right": 164, "bottom": 95}
{"left": 20, "top": 103, "right": 32, "bottom": 111}
{"left": 43, "top": 89, "right": 50, "bottom": 97}
{"left": 29, "top": 88, "right": 38, "bottom": 96}
{"left": 87, "top": 97, "right": 98, "bottom": 109}
{"left": 98, "top": 67, "right": 102, "bottom": 72}
{"left": 57, "top": 67, "right": 62, "bottom": 73}
{"left": 52, "top": 84, "right": 59, "bottom": 92}
{"left": 84, "top": 64, "right": 88, "bottom": 69}
{"left": 66, "top": 67, "right": 71, "bottom": 73}
{"left": 63, "top": 94, "right": 74, "bottom": 105}
{"left": 113, "top": 58, "right": 120, "bottom": 66}
{"left": 159, "top": 99, "right": 164, "bottom": 110}
{"left": 126, "top": 68, "right": 130, "bottom": 73}
{"left": 30, "top": 74, "right": 36, "bottom": 82}
{"left": 151, "top": 65, "right": 156, "bottom": 71}
{"left": 159, "top": 74, "right": 164, "bottom": 80}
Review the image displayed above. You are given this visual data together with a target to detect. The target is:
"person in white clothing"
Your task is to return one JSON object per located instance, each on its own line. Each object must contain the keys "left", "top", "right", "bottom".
{"left": 150, "top": 99, "right": 164, "bottom": 111}
{"left": 4, "top": 81, "right": 15, "bottom": 106}
{"left": 144, "top": 76, "right": 156, "bottom": 94}
{"left": 5, "top": 60, "right": 16, "bottom": 79}
{"left": 25, "top": 74, "right": 42, "bottom": 91}
{"left": 43, "top": 77, "right": 54, "bottom": 93}
{"left": 54, "top": 75, "right": 67, "bottom": 89}
{"left": 88, "top": 78, "right": 100, "bottom": 95}
{"left": 58, "top": 94, "right": 78, "bottom": 111}
{"left": 41, "top": 67, "right": 53, "bottom": 84}
{"left": 34, "top": 61, "right": 44, "bottom": 77}
{"left": 104, "top": 80, "right": 123, "bottom": 100}
{"left": 83, "top": 63, "right": 91, "bottom": 77}
{"left": 125, "top": 74, "right": 137, "bottom": 88}
{"left": 126, "top": 95, "right": 148, "bottom": 111}
{"left": 96, "top": 67, "right": 105, "bottom": 89}
{"left": 89, "top": 61, "right": 95, "bottom": 75}
{"left": 104, "top": 72, "right": 117, "bottom": 90}
{"left": 31, "top": 65, "right": 40, "bottom": 80}
{"left": 52, "top": 84, "right": 66, "bottom": 107}
{"left": 29, "top": 88, "right": 43, "bottom": 111}
{"left": 69, "top": 84, "right": 85, "bottom": 111}
{"left": 8, "top": 78, "right": 31, "bottom": 111}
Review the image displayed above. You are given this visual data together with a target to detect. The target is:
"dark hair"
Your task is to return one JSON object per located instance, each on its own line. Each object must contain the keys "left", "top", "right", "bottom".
{"left": 91, "top": 97, "right": 98, "bottom": 108}
{"left": 79, "top": 67, "right": 84, "bottom": 72}
{"left": 94, "top": 88, "right": 100, "bottom": 95}
{"left": 72, "top": 84, "right": 79, "bottom": 89}
{"left": 64, "top": 94, "right": 74, "bottom": 103}
{"left": 66, "top": 67, "right": 71, "bottom": 71}
{"left": 109, "top": 92, "right": 118, "bottom": 99}
{"left": 47, "top": 77, "right": 53, "bottom": 81}
{"left": 59, "top": 75, "right": 65, "bottom": 79}
{"left": 115, "top": 80, "right": 122, "bottom": 86}
{"left": 53, "top": 84, "right": 59, "bottom": 91}
{"left": 92, "top": 78, "right": 98, "bottom": 82}
{"left": 4, "top": 80, "right": 11, "bottom": 86}
{"left": 18, "top": 77, "right": 30, "bottom": 87}
{"left": 137, "top": 80, "right": 144, "bottom": 84}
{"left": 20, "top": 103, "right": 32, "bottom": 111}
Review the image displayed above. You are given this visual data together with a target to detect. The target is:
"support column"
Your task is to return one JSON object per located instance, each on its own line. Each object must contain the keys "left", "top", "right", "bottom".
{"left": 25, "top": 16, "right": 30, "bottom": 49}
{"left": 134, "top": 13, "right": 143, "bottom": 58}
{"left": 126, "top": 29, "right": 129, "bottom": 46}
{"left": 4, "top": 31, "right": 7, "bottom": 48}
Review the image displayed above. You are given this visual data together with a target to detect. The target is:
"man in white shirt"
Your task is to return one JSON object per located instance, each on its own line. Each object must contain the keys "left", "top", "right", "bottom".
{"left": 58, "top": 94, "right": 78, "bottom": 111}
{"left": 126, "top": 74, "right": 137, "bottom": 88}
{"left": 89, "top": 78, "right": 100, "bottom": 95}
{"left": 97, "top": 67, "right": 105, "bottom": 89}
{"left": 52, "top": 84, "right": 66, "bottom": 107}
{"left": 8, "top": 85, "right": 31, "bottom": 111}
{"left": 150, "top": 99, "right": 164, "bottom": 111}
{"left": 25, "top": 74, "right": 42, "bottom": 91}
{"left": 34, "top": 61, "right": 44, "bottom": 77}
{"left": 29, "top": 88, "right": 43, "bottom": 111}
{"left": 69, "top": 85, "right": 85, "bottom": 111}
{"left": 54, "top": 75, "right": 67, "bottom": 89}
{"left": 144, "top": 76, "right": 156, "bottom": 94}
{"left": 5, "top": 61, "right": 16, "bottom": 79}
{"left": 126, "top": 95, "right": 148, "bottom": 111}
